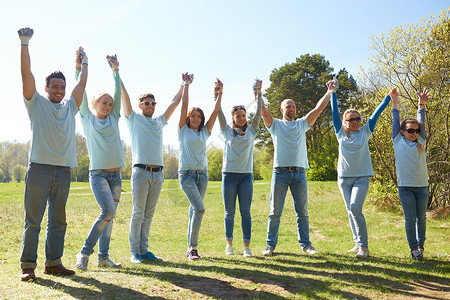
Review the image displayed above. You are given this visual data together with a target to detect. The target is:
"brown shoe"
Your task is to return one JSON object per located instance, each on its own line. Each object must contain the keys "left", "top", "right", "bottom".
{"left": 21, "top": 268, "right": 35, "bottom": 281}
{"left": 44, "top": 264, "right": 75, "bottom": 276}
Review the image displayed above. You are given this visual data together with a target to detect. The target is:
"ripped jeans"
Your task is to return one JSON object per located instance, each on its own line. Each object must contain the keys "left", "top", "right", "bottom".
{"left": 179, "top": 170, "right": 208, "bottom": 247}
{"left": 80, "top": 170, "right": 121, "bottom": 260}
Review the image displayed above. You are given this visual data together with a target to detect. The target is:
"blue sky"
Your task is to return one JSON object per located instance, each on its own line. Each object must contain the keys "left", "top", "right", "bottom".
{"left": 1, "top": 0, "right": 448, "bottom": 148}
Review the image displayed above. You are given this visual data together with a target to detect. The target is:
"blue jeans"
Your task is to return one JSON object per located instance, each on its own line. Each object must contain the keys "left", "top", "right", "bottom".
{"left": 129, "top": 166, "right": 164, "bottom": 255}
{"left": 337, "top": 176, "right": 370, "bottom": 248}
{"left": 20, "top": 163, "right": 71, "bottom": 269}
{"left": 81, "top": 170, "right": 121, "bottom": 260}
{"left": 266, "top": 167, "right": 311, "bottom": 250}
{"left": 222, "top": 172, "right": 252, "bottom": 243}
{"left": 398, "top": 186, "right": 428, "bottom": 250}
{"left": 179, "top": 170, "right": 208, "bottom": 247}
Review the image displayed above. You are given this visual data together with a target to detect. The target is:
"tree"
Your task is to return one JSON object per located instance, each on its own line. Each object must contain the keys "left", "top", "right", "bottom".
{"left": 71, "top": 133, "right": 89, "bottom": 182}
{"left": 258, "top": 54, "right": 358, "bottom": 180}
{"left": 163, "top": 145, "right": 178, "bottom": 179}
{"left": 0, "top": 141, "right": 29, "bottom": 182}
{"left": 360, "top": 8, "right": 450, "bottom": 209}
{"left": 13, "top": 165, "right": 27, "bottom": 182}
{"left": 207, "top": 147, "right": 223, "bottom": 181}
{"left": 122, "top": 142, "right": 132, "bottom": 180}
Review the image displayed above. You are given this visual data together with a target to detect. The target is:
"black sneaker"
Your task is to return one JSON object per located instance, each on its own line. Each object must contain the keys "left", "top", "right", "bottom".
{"left": 411, "top": 249, "right": 422, "bottom": 260}
{"left": 186, "top": 249, "right": 200, "bottom": 260}
{"left": 418, "top": 246, "right": 424, "bottom": 258}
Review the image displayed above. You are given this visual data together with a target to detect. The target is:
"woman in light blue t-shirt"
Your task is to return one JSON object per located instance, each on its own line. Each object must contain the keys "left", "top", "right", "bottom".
{"left": 178, "top": 74, "right": 222, "bottom": 260}
{"left": 217, "top": 78, "right": 262, "bottom": 258}
{"left": 75, "top": 55, "right": 125, "bottom": 271}
{"left": 391, "top": 88, "right": 430, "bottom": 260}
{"left": 331, "top": 78, "right": 394, "bottom": 258}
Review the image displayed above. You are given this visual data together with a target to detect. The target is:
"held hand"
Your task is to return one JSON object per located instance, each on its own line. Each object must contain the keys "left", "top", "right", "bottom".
{"left": 18, "top": 27, "right": 34, "bottom": 45}
{"left": 78, "top": 47, "right": 88, "bottom": 65}
{"left": 388, "top": 87, "right": 398, "bottom": 106}
{"left": 106, "top": 54, "right": 119, "bottom": 72}
{"left": 253, "top": 78, "right": 262, "bottom": 95}
{"left": 327, "top": 77, "right": 339, "bottom": 93}
{"left": 214, "top": 78, "right": 223, "bottom": 97}
{"left": 417, "top": 88, "right": 431, "bottom": 105}
{"left": 182, "top": 72, "right": 194, "bottom": 85}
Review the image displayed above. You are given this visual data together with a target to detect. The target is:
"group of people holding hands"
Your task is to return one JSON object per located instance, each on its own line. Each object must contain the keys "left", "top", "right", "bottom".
{"left": 17, "top": 27, "right": 431, "bottom": 283}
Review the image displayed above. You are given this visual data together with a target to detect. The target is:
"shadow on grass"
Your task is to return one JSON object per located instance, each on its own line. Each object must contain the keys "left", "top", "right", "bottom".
{"left": 29, "top": 253, "right": 449, "bottom": 299}
{"left": 33, "top": 276, "right": 161, "bottom": 299}
{"left": 118, "top": 252, "right": 449, "bottom": 299}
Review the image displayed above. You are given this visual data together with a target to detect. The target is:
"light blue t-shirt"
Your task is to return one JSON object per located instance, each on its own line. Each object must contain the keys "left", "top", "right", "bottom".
{"left": 267, "top": 117, "right": 311, "bottom": 168}
{"left": 178, "top": 125, "right": 210, "bottom": 171}
{"left": 126, "top": 111, "right": 167, "bottom": 166}
{"left": 221, "top": 124, "right": 258, "bottom": 173}
{"left": 79, "top": 72, "right": 125, "bottom": 170}
{"left": 336, "top": 123, "right": 374, "bottom": 177}
{"left": 392, "top": 108, "right": 428, "bottom": 187}
{"left": 393, "top": 134, "right": 428, "bottom": 187}
{"left": 24, "top": 91, "right": 78, "bottom": 167}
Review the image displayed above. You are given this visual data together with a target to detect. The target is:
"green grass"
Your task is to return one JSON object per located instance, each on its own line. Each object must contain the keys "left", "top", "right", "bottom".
{"left": 0, "top": 180, "right": 449, "bottom": 299}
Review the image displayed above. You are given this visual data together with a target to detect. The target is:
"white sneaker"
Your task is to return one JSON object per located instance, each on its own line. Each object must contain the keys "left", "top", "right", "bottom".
{"left": 262, "top": 245, "right": 273, "bottom": 256}
{"left": 76, "top": 252, "right": 89, "bottom": 271}
{"left": 98, "top": 258, "right": 121, "bottom": 268}
{"left": 225, "top": 244, "right": 235, "bottom": 255}
{"left": 243, "top": 246, "right": 252, "bottom": 257}
{"left": 303, "top": 246, "right": 319, "bottom": 255}
{"left": 356, "top": 247, "right": 369, "bottom": 258}
{"left": 348, "top": 245, "right": 359, "bottom": 253}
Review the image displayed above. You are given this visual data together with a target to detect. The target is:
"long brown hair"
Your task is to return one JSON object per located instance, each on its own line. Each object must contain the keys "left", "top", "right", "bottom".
{"left": 231, "top": 106, "right": 248, "bottom": 136}
{"left": 186, "top": 107, "right": 205, "bottom": 132}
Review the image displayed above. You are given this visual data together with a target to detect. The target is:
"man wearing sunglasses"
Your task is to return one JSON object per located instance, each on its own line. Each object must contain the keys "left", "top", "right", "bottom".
{"left": 121, "top": 75, "right": 184, "bottom": 263}
{"left": 261, "top": 80, "right": 336, "bottom": 257}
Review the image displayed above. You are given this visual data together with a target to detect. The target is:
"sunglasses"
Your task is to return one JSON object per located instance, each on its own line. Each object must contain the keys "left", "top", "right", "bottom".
{"left": 141, "top": 101, "right": 156, "bottom": 107}
{"left": 345, "top": 117, "right": 361, "bottom": 123}
{"left": 405, "top": 128, "right": 420, "bottom": 134}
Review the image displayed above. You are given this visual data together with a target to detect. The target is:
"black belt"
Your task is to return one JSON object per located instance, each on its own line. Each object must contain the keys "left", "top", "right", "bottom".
{"left": 134, "top": 164, "right": 163, "bottom": 172}
{"left": 279, "top": 166, "right": 302, "bottom": 172}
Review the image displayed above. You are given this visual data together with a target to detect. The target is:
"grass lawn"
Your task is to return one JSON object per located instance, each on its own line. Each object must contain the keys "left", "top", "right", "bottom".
{"left": 0, "top": 179, "right": 448, "bottom": 299}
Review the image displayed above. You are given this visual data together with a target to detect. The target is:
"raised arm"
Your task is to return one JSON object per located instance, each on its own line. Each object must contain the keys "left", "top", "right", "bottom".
{"left": 121, "top": 77, "right": 133, "bottom": 118}
{"left": 305, "top": 80, "right": 335, "bottom": 126}
{"left": 252, "top": 78, "right": 263, "bottom": 131}
{"left": 417, "top": 88, "right": 430, "bottom": 139}
{"left": 106, "top": 55, "right": 122, "bottom": 115}
{"left": 75, "top": 51, "right": 89, "bottom": 116}
{"left": 206, "top": 78, "right": 223, "bottom": 134}
{"left": 18, "top": 28, "right": 36, "bottom": 100}
{"left": 390, "top": 87, "right": 400, "bottom": 139}
{"left": 368, "top": 88, "right": 394, "bottom": 132}
{"left": 163, "top": 83, "right": 184, "bottom": 122}
{"left": 71, "top": 47, "right": 88, "bottom": 108}
{"left": 178, "top": 73, "right": 193, "bottom": 128}
{"left": 215, "top": 79, "right": 227, "bottom": 130}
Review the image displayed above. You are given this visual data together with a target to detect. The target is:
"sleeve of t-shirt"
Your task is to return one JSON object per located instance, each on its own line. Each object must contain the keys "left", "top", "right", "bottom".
{"left": 392, "top": 108, "right": 401, "bottom": 140}
{"left": 23, "top": 91, "right": 39, "bottom": 117}
{"left": 68, "top": 96, "right": 79, "bottom": 116}
{"left": 267, "top": 118, "right": 277, "bottom": 135}
{"left": 331, "top": 93, "right": 342, "bottom": 134}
